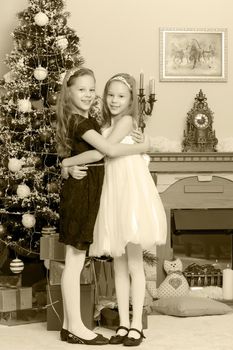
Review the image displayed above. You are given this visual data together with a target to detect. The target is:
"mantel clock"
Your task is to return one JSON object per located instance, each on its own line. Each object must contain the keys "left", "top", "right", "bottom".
{"left": 182, "top": 90, "right": 218, "bottom": 152}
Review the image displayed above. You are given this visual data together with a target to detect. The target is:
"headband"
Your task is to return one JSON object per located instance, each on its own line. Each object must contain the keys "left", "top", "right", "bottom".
{"left": 110, "top": 76, "right": 131, "bottom": 90}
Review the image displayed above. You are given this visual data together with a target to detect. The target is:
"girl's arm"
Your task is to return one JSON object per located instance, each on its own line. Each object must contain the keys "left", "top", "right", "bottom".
{"left": 62, "top": 116, "right": 149, "bottom": 167}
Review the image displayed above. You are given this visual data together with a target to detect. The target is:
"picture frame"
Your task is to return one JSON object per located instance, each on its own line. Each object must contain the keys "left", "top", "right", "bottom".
{"left": 159, "top": 28, "right": 227, "bottom": 82}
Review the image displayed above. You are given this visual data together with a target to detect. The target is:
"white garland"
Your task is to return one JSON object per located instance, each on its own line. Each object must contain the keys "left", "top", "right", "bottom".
{"left": 149, "top": 136, "right": 233, "bottom": 153}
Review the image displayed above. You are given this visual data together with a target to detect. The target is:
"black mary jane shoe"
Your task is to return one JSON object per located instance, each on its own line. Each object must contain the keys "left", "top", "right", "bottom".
{"left": 109, "top": 326, "right": 129, "bottom": 345}
{"left": 123, "top": 328, "right": 145, "bottom": 347}
{"left": 60, "top": 328, "right": 69, "bottom": 341}
{"left": 67, "top": 331, "right": 109, "bottom": 345}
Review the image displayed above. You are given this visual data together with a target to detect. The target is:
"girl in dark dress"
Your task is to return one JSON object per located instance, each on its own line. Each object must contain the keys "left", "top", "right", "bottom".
{"left": 56, "top": 67, "right": 150, "bottom": 345}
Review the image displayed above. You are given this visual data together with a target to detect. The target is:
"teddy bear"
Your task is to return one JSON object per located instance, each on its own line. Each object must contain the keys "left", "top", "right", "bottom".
{"left": 154, "top": 258, "right": 190, "bottom": 299}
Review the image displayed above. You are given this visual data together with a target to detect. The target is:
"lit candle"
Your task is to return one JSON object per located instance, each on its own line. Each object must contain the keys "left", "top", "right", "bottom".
{"left": 222, "top": 266, "right": 233, "bottom": 300}
{"left": 149, "top": 77, "right": 155, "bottom": 94}
{"left": 139, "top": 71, "right": 144, "bottom": 89}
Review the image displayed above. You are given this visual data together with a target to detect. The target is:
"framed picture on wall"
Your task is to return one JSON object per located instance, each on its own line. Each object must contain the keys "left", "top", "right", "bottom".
{"left": 159, "top": 28, "right": 227, "bottom": 82}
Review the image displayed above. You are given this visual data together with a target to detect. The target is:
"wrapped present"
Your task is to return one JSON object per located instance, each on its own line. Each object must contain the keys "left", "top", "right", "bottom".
{"left": 0, "top": 287, "right": 32, "bottom": 312}
{"left": 0, "top": 306, "right": 46, "bottom": 326}
{"left": 94, "top": 259, "right": 115, "bottom": 298}
{"left": 40, "top": 234, "right": 65, "bottom": 261}
{"left": 100, "top": 307, "right": 148, "bottom": 330}
{"left": 49, "top": 259, "right": 95, "bottom": 285}
{"left": 0, "top": 275, "right": 22, "bottom": 288}
{"left": 46, "top": 284, "right": 95, "bottom": 331}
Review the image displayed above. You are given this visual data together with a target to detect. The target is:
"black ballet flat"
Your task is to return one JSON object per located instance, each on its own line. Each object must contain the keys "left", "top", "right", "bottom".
{"left": 109, "top": 326, "right": 129, "bottom": 345}
{"left": 67, "top": 331, "right": 109, "bottom": 345}
{"left": 123, "top": 328, "right": 145, "bottom": 347}
{"left": 60, "top": 328, "right": 69, "bottom": 341}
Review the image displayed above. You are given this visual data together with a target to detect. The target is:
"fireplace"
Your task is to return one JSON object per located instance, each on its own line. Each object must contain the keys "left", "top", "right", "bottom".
{"left": 149, "top": 152, "right": 233, "bottom": 286}
{"left": 171, "top": 208, "right": 233, "bottom": 271}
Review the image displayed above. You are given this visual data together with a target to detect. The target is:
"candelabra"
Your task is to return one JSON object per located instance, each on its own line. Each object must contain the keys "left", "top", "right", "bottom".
{"left": 137, "top": 73, "right": 157, "bottom": 132}
{"left": 138, "top": 88, "right": 157, "bottom": 132}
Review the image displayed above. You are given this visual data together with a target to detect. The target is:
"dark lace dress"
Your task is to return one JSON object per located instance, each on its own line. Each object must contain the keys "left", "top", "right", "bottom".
{"left": 59, "top": 114, "right": 104, "bottom": 251}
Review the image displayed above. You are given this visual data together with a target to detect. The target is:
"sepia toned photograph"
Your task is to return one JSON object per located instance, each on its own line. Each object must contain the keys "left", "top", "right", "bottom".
{"left": 160, "top": 28, "right": 227, "bottom": 81}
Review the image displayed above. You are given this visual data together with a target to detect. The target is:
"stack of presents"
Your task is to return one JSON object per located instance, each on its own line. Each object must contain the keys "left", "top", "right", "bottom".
{"left": 0, "top": 274, "right": 46, "bottom": 326}
{"left": 40, "top": 231, "right": 148, "bottom": 331}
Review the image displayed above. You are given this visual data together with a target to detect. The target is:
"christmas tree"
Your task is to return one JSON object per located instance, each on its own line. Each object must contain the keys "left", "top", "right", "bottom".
{"left": 0, "top": 0, "right": 84, "bottom": 266}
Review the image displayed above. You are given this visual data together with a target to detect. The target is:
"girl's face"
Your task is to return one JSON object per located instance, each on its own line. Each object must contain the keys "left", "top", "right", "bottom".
{"left": 69, "top": 74, "right": 96, "bottom": 116}
{"left": 106, "top": 81, "right": 131, "bottom": 118}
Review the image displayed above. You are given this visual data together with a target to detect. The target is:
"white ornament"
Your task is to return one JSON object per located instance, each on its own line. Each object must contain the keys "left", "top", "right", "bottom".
{"left": 33, "top": 65, "right": 48, "bottom": 81}
{"left": 22, "top": 213, "right": 36, "bottom": 228}
{"left": 10, "top": 258, "right": 24, "bottom": 274}
{"left": 8, "top": 158, "right": 23, "bottom": 172}
{"left": 34, "top": 12, "right": 49, "bottom": 26}
{"left": 17, "top": 98, "right": 32, "bottom": 113}
{"left": 17, "top": 184, "right": 31, "bottom": 198}
{"left": 56, "top": 35, "right": 68, "bottom": 50}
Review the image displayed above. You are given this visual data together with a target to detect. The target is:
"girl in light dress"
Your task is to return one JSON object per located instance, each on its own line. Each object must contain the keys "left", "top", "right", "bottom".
{"left": 56, "top": 67, "right": 150, "bottom": 345}
{"left": 62, "top": 72, "right": 167, "bottom": 347}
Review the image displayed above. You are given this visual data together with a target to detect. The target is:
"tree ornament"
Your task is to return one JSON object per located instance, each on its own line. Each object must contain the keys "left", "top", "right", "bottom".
{"left": 23, "top": 38, "right": 34, "bottom": 51}
{"left": 10, "top": 258, "right": 24, "bottom": 274}
{"left": 33, "top": 65, "right": 48, "bottom": 81}
{"left": 22, "top": 213, "right": 36, "bottom": 228}
{"left": 31, "top": 119, "right": 41, "bottom": 129}
{"left": 54, "top": 14, "right": 67, "bottom": 27}
{"left": 56, "top": 35, "right": 68, "bottom": 50}
{"left": 17, "top": 98, "right": 32, "bottom": 113}
{"left": 47, "top": 91, "right": 57, "bottom": 105}
{"left": 47, "top": 182, "right": 59, "bottom": 193}
{"left": 0, "top": 223, "right": 6, "bottom": 237}
{"left": 40, "top": 129, "right": 52, "bottom": 143}
{"left": 34, "top": 12, "right": 49, "bottom": 26}
{"left": 8, "top": 158, "right": 23, "bottom": 172}
{"left": 16, "top": 184, "right": 31, "bottom": 198}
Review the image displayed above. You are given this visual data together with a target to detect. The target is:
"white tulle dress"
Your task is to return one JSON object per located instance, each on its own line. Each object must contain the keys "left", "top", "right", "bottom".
{"left": 89, "top": 127, "right": 167, "bottom": 258}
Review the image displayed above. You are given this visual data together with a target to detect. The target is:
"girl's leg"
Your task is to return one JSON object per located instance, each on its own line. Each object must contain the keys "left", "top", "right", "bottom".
{"left": 61, "top": 245, "right": 97, "bottom": 339}
{"left": 126, "top": 243, "right": 145, "bottom": 339}
{"left": 113, "top": 254, "right": 130, "bottom": 335}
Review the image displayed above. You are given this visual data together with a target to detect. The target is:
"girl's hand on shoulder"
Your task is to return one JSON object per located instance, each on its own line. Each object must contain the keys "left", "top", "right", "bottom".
{"left": 68, "top": 165, "right": 88, "bottom": 180}
{"left": 131, "top": 128, "right": 144, "bottom": 143}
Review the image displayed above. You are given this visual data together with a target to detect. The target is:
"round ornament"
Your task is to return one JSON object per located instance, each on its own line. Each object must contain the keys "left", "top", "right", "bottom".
{"left": 31, "top": 119, "right": 41, "bottom": 130}
{"left": 22, "top": 38, "right": 33, "bottom": 51}
{"left": 17, "top": 98, "right": 32, "bottom": 113}
{"left": 56, "top": 35, "right": 68, "bottom": 50}
{"left": 17, "top": 184, "right": 31, "bottom": 199}
{"left": 40, "top": 130, "right": 52, "bottom": 143}
{"left": 10, "top": 258, "right": 24, "bottom": 274}
{"left": 33, "top": 66, "right": 48, "bottom": 81}
{"left": 47, "top": 182, "right": 58, "bottom": 193}
{"left": 34, "top": 12, "right": 49, "bottom": 26}
{"left": 0, "top": 223, "right": 6, "bottom": 237}
{"left": 47, "top": 91, "right": 57, "bottom": 105}
{"left": 22, "top": 213, "right": 36, "bottom": 228}
{"left": 8, "top": 158, "right": 23, "bottom": 173}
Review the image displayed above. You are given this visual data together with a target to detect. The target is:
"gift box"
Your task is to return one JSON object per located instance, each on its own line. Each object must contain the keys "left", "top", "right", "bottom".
{"left": 49, "top": 259, "right": 95, "bottom": 286}
{"left": 94, "top": 259, "right": 115, "bottom": 299}
{"left": 46, "top": 284, "right": 95, "bottom": 331}
{"left": 0, "top": 306, "right": 46, "bottom": 326}
{"left": 40, "top": 234, "right": 65, "bottom": 261}
{"left": 0, "top": 287, "right": 32, "bottom": 312}
{"left": 0, "top": 275, "right": 22, "bottom": 288}
{"left": 100, "top": 307, "right": 148, "bottom": 330}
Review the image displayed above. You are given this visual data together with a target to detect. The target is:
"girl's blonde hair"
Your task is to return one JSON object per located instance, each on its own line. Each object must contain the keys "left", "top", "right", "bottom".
{"left": 101, "top": 73, "right": 138, "bottom": 128}
{"left": 56, "top": 67, "right": 96, "bottom": 157}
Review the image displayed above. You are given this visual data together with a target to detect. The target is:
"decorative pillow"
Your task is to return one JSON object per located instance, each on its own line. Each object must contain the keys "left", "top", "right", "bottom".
{"left": 153, "top": 296, "right": 233, "bottom": 317}
{"left": 155, "top": 258, "right": 189, "bottom": 298}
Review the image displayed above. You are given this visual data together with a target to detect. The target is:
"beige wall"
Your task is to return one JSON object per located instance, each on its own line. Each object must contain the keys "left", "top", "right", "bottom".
{"left": 1, "top": 0, "right": 232, "bottom": 141}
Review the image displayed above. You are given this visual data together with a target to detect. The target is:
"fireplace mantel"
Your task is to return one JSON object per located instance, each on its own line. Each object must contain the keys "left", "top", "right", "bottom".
{"left": 148, "top": 152, "right": 233, "bottom": 285}
{"left": 149, "top": 152, "right": 233, "bottom": 173}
